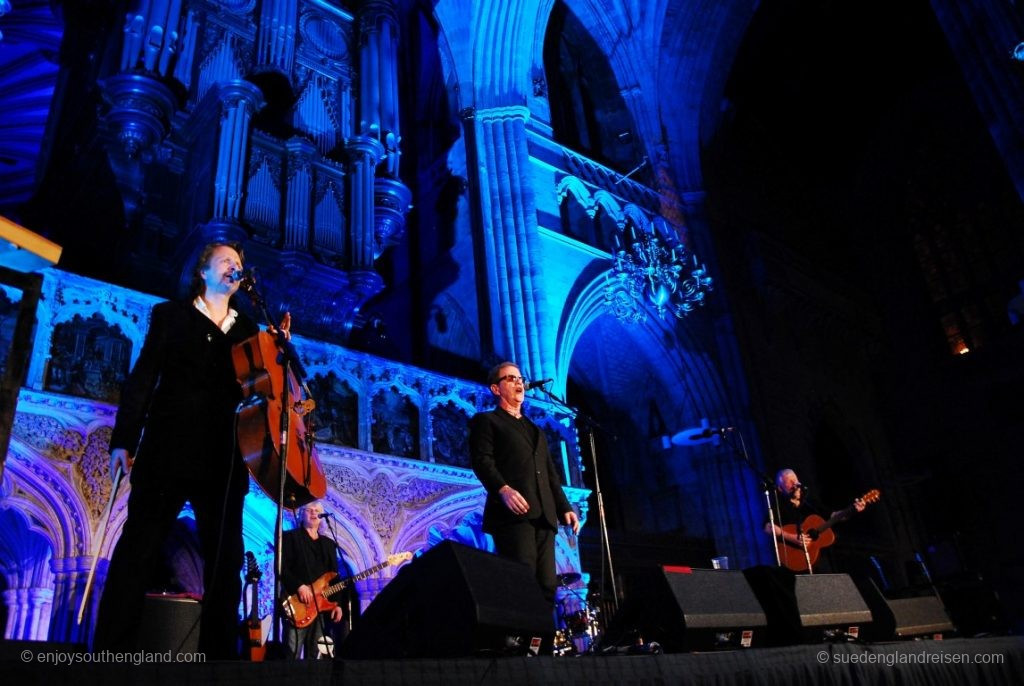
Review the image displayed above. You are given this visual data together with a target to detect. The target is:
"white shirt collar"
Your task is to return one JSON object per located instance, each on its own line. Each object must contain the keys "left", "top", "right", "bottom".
{"left": 193, "top": 296, "right": 238, "bottom": 333}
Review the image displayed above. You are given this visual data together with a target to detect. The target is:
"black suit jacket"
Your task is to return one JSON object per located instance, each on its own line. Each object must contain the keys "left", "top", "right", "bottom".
{"left": 469, "top": 408, "right": 573, "bottom": 531}
{"left": 110, "top": 299, "right": 258, "bottom": 489}
{"left": 280, "top": 529, "right": 340, "bottom": 597}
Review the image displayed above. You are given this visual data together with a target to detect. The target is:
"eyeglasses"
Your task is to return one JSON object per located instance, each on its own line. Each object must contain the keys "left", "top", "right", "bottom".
{"left": 498, "top": 374, "right": 526, "bottom": 384}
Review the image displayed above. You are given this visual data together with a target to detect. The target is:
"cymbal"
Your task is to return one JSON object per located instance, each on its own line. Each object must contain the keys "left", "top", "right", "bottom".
{"left": 557, "top": 572, "right": 582, "bottom": 586}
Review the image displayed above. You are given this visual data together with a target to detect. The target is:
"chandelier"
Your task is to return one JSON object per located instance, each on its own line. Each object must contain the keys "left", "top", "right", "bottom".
{"left": 605, "top": 228, "right": 713, "bottom": 322}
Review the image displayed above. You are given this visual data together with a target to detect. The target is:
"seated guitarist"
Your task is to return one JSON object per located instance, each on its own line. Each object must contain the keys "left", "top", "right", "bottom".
{"left": 281, "top": 501, "right": 345, "bottom": 659}
{"left": 764, "top": 469, "right": 865, "bottom": 572}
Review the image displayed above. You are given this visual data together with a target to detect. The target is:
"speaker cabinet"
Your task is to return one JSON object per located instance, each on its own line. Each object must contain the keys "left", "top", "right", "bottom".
{"left": 138, "top": 594, "right": 200, "bottom": 653}
{"left": 660, "top": 566, "right": 767, "bottom": 650}
{"left": 339, "top": 541, "right": 554, "bottom": 658}
{"left": 744, "top": 567, "right": 873, "bottom": 644}
{"left": 609, "top": 566, "right": 766, "bottom": 652}
{"left": 855, "top": 578, "right": 955, "bottom": 639}
{"left": 795, "top": 573, "right": 873, "bottom": 638}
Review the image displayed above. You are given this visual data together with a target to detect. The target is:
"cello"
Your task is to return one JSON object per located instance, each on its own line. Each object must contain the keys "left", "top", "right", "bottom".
{"left": 231, "top": 275, "right": 326, "bottom": 507}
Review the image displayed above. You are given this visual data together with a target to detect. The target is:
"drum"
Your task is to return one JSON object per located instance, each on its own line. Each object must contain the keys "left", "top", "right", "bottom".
{"left": 565, "top": 608, "right": 592, "bottom": 636}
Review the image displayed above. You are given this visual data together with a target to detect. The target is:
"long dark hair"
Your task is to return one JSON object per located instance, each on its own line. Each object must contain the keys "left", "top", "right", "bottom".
{"left": 188, "top": 241, "right": 244, "bottom": 297}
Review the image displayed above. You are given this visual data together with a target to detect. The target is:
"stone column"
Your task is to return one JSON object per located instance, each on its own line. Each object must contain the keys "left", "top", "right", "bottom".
{"left": 467, "top": 105, "right": 552, "bottom": 381}
{"left": 47, "top": 556, "right": 101, "bottom": 644}
{"left": 2, "top": 587, "right": 53, "bottom": 641}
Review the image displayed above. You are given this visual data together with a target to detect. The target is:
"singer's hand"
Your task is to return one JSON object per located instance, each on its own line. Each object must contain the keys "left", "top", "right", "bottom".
{"left": 109, "top": 448, "right": 133, "bottom": 484}
{"left": 499, "top": 485, "right": 530, "bottom": 515}
{"left": 562, "top": 509, "right": 580, "bottom": 535}
{"left": 853, "top": 498, "right": 866, "bottom": 513}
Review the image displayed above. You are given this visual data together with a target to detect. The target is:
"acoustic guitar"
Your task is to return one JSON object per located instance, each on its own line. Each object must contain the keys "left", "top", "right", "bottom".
{"left": 242, "top": 551, "right": 267, "bottom": 661}
{"left": 775, "top": 489, "right": 881, "bottom": 572}
{"left": 281, "top": 552, "right": 412, "bottom": 628}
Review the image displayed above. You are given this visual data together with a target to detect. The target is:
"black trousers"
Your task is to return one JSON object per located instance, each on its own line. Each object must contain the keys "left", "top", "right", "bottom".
{"left": 93, "top": 474, "right": 245, "bottom": 659}
{"left": 490, "top": 518, "right": 558, "bottom": 604}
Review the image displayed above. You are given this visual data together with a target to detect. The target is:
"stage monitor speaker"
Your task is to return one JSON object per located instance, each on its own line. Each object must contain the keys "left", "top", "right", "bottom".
{"left": 608, "top": 566, "right": 766, "bottom": 652}
{"left": 138, "top": 593, "right": 200, "bottom": 653}
{"left": 744, "top": 567, "right": 873, "bottom": 645}
{"left": 794, "top": 573, "right": 873, "bottom": 640}
{"left": 339, "top": 541, "right": 554, "bottom": 658}
{"left": 855, "top": 578, "right": 955, "bottom": 640}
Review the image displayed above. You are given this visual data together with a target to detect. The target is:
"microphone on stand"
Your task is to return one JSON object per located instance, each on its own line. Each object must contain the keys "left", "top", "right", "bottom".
{"left": 525, "top": 378, "right": 553, "bottom": 391}
{"left": 318, "top": 512, "right": 334, "bottom": 519}
{"left": 228, "top": 268, "right": 248, "bottom": 282}
{"left": 692, "top": 426, "right": 734, "bottom": 439}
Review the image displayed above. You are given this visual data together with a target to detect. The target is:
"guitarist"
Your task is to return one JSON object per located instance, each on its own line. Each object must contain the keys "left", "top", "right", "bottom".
{"left": 764, "top": 469, "right": 865, "bottom": 572}
{"left": 281, "top": 500, "right": 346, "bottom": 658}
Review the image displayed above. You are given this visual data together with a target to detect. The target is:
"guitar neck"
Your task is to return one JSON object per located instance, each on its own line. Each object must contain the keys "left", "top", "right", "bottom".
{"left": 812, "top": 502, "right": 861, "bottom": 535}
{"left": 324, "top": 560, "right": 392, "bottom": 595}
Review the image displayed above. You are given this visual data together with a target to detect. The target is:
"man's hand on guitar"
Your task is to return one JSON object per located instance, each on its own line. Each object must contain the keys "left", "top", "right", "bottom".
{"left": 297, "top": 583, "right": 314, "bottom": 604}
{"left": 330, "top": 606, "right": 343, "bottom": 623}
{"left": 790, "top": 532, "right": 811, "bottom": 547}
{"left": 853, "top": 497, "right": 866, "bottom": 513}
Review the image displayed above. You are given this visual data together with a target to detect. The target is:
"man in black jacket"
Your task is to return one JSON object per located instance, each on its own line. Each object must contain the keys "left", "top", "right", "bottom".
{"left": 94, "top": 241, "right": 284, "bottom": 659}
{"left": 469, "top": 361, "right": 579, "bottom": 603}
{"left": 280, "top": 500, "right": 344, "bottom": 659}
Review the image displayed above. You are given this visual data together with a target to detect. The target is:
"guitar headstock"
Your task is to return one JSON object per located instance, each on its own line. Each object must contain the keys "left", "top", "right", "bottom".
{"left": 244, "top": 551, "right": 262, "bottom": 583}
{"left": 387, "top": 552, "right": 413, "bottom": 567}
{"left": 861, "top": 489, "right": 881, "bottom": 505}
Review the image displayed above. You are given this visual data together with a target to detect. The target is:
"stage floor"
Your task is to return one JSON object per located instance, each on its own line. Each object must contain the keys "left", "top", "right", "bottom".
{"left": 1, "top": 635, "right": 1021, "bottom": 685}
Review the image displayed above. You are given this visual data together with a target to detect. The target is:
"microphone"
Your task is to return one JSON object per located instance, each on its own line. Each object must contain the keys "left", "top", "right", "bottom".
{"left": 228, "top": 268, "right": 249, "bottom": 283}
{"left": 795, "top": 483, "right": 808, "bottom": 491}
{"left": 318, "top": 512, "right": 334, "bottom": 519}
{"left": 693, "top": 426, "right": 734, "bottom": 439}
{"left": 525, "top": 378, "right": 553, "bottom": 390}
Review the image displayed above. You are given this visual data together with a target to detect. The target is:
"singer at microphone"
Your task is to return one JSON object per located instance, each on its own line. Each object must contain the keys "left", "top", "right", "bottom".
{"left": 469, "top": 361, "right": 580, "bottom": 605}
{"left": 281, "top": 500, "right": 348, "bottom": 658}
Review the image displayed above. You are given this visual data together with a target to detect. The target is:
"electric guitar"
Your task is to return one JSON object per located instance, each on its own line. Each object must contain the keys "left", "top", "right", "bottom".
{"left": 776, "top": 489, "right": 881, "bottom": 572}
{"left": 281, "top": 551, "right": 412, "bottom": 628}
{"left": 242, "top": 551, "right": 267, "bottom": 661}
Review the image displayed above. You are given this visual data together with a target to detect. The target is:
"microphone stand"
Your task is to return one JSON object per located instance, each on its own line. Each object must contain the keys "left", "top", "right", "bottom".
{"left": 238, "top": 274, "right": 314, "bottom": 649}
{"left": 712, "top": 429, "right": 781, "bottom": 567}
{"left": 766, "top": 477, "right": 783, "bottom": 568}
{"left": 533, "top": 385, "right": 619, "bottom": 618}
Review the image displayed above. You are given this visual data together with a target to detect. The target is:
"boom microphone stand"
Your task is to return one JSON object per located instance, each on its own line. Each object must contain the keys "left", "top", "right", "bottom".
{"left": 680, "top": 427, "right": 780, "bottom": 567}
{"left": 533, "top": 385, "right": 619, "bottom": 616}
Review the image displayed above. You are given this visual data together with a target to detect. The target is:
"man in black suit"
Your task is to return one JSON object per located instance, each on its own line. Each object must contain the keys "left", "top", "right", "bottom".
{"left": 280, "top": 500, "right": 344, "bottom": 659}
{"left": 469, "top": 361, "right": 579, "bottom": 603}
{"left": 94, "top": 241, "right": 286, "bottom": 658}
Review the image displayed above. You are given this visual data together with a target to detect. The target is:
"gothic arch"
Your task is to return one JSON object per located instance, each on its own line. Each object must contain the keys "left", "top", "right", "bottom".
{"left": 392, "top": 487, "right": 484, "bottom": 556}
{"left": 555, "top": 266, "right": 727, "bottom": 412}
{"left": 1, "top": 445, "right": 90, "bottom": 561}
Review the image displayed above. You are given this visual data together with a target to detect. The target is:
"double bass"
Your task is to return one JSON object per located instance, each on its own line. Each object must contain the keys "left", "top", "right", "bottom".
{"left": 232, "top": 280, "right": 325, "bottom": 507}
